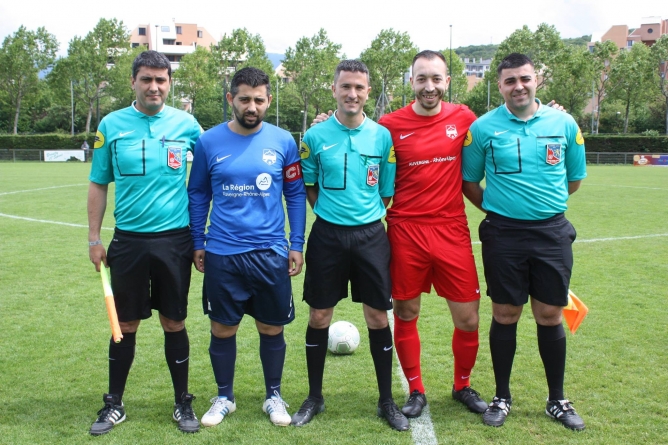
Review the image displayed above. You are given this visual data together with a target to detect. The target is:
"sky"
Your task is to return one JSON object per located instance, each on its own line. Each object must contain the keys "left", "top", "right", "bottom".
{"left": 1, "top": 0, "right": 666, "bottom": 58}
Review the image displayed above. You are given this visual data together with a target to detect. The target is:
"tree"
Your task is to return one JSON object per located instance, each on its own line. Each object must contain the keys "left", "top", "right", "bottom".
{"left": 282, "top": 29, "right": 341, "bottom": 132}
{"left": 0, "top": 26, "right": 58, "bottom": 134}
{"left": 608, "top": 42, "right": 655, "bottom": 133}
{"left": 545, "top": 46, "right": 597, "bottom": 119}
{"left": 173, "top": 46, "right": 218, "bottom": 116}
{"left": 211, "top": 28, "right": 274, "bottom": 76}
{"left": 651, "top": 34, "right": 668, "bottom": 134}
{"left": 590, "top": 40, "right": 618, "bottom": 133}
{"left": 360, "top": 29, "right": 417, "bottom": 118}
{"left": 60, "top": 18, "right": 130, "bottom": 133}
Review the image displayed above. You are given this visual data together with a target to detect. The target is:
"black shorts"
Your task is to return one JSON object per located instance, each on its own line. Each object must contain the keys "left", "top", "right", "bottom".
{"left": 202, "top": 250, "right": 295, "bottom": 326}
{"left": 478, "top": 212, "right": 576, "bottom": 307}
{"left": 107, "top": 227, "right": 193, "bottom": 322}
{"left": 303, "top": 217, "right": 392, "bottom": 311}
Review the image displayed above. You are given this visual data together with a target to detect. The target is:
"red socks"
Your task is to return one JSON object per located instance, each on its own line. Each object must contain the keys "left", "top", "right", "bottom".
{"left": 452, "top": 327, "right": 479, "bottom": 391}
{"left": 393, "top": 313, "right": 424, "bottom": 394}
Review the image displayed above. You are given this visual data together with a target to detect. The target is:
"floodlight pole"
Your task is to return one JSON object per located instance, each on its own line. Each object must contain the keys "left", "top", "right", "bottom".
{"left": 154, "top": 25, "right": 159, "bottom": 51}
{"left": 449, "top": 25, "right": 452, "bottom": 103}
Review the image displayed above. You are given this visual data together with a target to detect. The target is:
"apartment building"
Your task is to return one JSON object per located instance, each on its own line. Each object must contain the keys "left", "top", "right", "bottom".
{"left": 129, "top": 21, "right": 216, "bottom": 69}
{"left": 588, "top": 16, "right": 668, "bottom": 51}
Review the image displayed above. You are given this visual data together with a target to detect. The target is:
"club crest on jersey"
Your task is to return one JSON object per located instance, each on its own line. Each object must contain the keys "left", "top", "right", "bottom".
{"left": 168, "top": 146, "right": 182, "bottom": 169}
{"left": 445, "top": 125, "right": 458, "bottom": 140}
{"left": 546, "top": 144, "right": 562, "bottom": 165}
{"left": 367, "top": 164, "right": 379, "bottom": 186}
{"left": 263, "top": 149, "right": 277, "bottom": 165}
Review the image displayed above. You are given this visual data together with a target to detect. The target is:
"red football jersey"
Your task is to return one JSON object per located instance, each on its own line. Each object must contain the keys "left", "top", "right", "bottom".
{"left": 379, "top": 102, "right": 476, "bottom": 224}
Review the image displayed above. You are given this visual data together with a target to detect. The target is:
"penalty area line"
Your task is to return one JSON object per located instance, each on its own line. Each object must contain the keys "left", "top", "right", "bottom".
{"left": 0, "top": 213, "right": 113, "bottom": 231}
{"left": 471, "top": 232, "right": 668, "bottom": 245}
{"left": 388, "top": 310, "right": 438, "bottom": 445}
{"left": 0, "top": 184, "right": 87, "bottom": 196}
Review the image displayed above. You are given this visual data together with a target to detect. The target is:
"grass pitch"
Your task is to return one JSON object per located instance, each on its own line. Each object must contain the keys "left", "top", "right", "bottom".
{"left": 0, "top": 163, "right": 666, "bottom": 444}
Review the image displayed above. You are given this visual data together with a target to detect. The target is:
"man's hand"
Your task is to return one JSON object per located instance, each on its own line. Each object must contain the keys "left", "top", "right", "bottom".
{"left": 546, "top": 100, "right": 566, "bottom": 112}
{"left": 89, "top": 244, "right": 107, "bottom": 272}
{"left": 311, "top": 110, "right": 333, "bottom": 126}
{"left": 193, "top": 249, "right": 205, "bottom": 273}
{"left": 288, "top": 250, "right": 304, "bottom": 276}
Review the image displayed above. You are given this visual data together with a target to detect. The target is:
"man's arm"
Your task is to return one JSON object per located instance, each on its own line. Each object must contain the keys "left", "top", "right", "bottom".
{"left": 306, "top": 184, "right": 319, "bottom": 210}
{"left": 382, "top": 197, "right": 392, "bottom": 208}
{"left": 568, "top": 180, "right": 582, "bottom": 195}
{"left": 462, "top": 180, "right": 485, "bottom": 212}
{"left": 88, "top": 182, "right": 109, "bottom": 272}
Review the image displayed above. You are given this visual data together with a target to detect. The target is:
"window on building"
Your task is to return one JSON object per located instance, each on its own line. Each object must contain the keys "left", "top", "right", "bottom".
{"left": 176, "top": 42, "right": 182, "bottom": 45}
{"left": 627, "top": 40, "right": 633, "bottom": 48}
{"left": 166, "top": 55, "right": 182, "bottom": 62}
{"left": 197, "top": 30, "right": 203, "bottom": 38}
{"left": 176, "top": 26, "right": 182, "bottom": 34}
{"left": 138, "top": 27, "right": 146, "bottom": 36}
{"left": 648, "top": 28, "right": 654, "bottom": 34}
{"left": 161, "top": 26, "right": 170, "bottom": 32}
{"left": 163, "top": 39, "right": 175, "bottom": 45}
{"left": 132, "top": 43, "right": 139, "bottom": 48}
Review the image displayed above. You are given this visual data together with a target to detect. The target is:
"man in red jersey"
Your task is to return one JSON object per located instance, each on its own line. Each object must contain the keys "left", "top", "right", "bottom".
{"left": 378, "top": 50, "right": 486, "bottom": 418}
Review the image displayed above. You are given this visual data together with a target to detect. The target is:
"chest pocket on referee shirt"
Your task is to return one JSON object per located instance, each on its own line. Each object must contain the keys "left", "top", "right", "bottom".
{"left": 490, "top": 138, "right": 521, "bottom": 175}
{"left": 114, "top": 139, "right": 145, "bottom": 176}
{"left": 318, "top": 150, "right": 347, "bottom": 190}
{"left": 536, "top": 136, "right": 566, "bottom": 169}
{"left": 160, "top": 140, "right": 186, "bottom": 176}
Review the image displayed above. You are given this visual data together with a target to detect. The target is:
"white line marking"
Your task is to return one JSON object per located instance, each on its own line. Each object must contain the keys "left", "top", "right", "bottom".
{"left": 470, "top": 232, "right": 668, "bottom": 246}
{"left": 0, "top": 213, "right": 113, "bottom": 230}
{"left": 388, "top": 310, "right": 438, "bottom": 445}
{"left": 0, "top": 184, "right": 87, "bottom": 196}
{"left": 584, "top": 184, "right": 668, "bottom": 191}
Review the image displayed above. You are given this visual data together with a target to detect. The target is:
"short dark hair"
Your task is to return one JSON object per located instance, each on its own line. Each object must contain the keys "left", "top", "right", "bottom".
{"left": 132, "top": 51, "right": 171, "bottom": 79}
{"left": 412, "top": 50, "right": 448, "bottom": 75}
{"left": 497, "top": 53, "right": 534, "bottom": 76}
{"left": 229, "top": 67, "right": 271, "bottom": 97}
{"left": 334, "top": 59, "right": 370, "bottom": 84}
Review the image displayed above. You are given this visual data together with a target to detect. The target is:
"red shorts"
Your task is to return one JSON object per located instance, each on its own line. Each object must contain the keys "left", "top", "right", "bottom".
{"left": 388, "top": 219, "right": 480, "bottom": 302}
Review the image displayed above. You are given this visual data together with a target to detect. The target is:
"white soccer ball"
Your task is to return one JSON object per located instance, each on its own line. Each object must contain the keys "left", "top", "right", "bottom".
{"left": 328, "top": 321, "right": 360, "bottom": 355}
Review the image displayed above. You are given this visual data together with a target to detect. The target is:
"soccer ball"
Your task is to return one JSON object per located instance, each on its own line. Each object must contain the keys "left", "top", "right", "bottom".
{"left": 328, "top": 321, "right": 360, "bottom": 355}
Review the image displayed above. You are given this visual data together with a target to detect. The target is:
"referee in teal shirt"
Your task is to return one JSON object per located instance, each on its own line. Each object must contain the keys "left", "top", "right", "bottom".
{"left": 462, "top": 53, "right": 586, "bottom": 431}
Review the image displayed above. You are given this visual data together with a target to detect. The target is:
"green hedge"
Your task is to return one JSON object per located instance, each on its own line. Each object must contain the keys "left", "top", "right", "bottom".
{"left": 0, "top": 133, "right": 93, "bottom": 150}
{"left": 583, "top": 135, "right": 668, "bottom": 153}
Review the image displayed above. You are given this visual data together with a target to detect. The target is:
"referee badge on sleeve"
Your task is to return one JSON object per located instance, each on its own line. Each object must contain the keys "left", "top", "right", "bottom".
{"left": 546, "top": 144, "right": 562, "bottom": 165}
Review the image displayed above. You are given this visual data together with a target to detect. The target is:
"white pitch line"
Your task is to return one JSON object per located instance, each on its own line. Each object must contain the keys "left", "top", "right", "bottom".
{"left": 469, "top": 232, "right": 668, "bottom": 246}
{"left": 0, "top": 184, "right": 87, "bottom": 196}
{"left": 0, "top": 213, "right": 113, "bottom": 230}
{"left": 388, "top": 310, "right": 438, "bottom": 445}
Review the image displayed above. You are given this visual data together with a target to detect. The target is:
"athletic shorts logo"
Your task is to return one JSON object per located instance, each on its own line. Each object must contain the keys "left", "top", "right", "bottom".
{"left": 463, "top": 130, "right": 473, "bottom": 147}
{"left": 168, "top": 146, "right": 182, "bottom": 169}
{"left": 546, "top": 144, "right": 562, "bottom": 165}
{"left": 446, "top": 125, "right": 458, "bottom": 139}
{"left": 256, "top": 173, "right": 272, "bottom": 190}
{"left": 263, "top": 149, "right": 277, "bottom": 165}
{"left": 283, "top": 162, "right": 303, "bottom": 182}
{"left": 94, "top": 130, "right": 105, "bottom": 149}
{"left": 299, "top": 142, "right": 310, "bottom": 160}
{"left": 366, "top": 164, "right": 379, "bottom": 186}
{"left": 576, "top": 128, "right": 584, "bottom": 145}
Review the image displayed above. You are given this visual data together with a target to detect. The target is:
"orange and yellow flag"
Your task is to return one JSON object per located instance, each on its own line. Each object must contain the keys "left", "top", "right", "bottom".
{"left": 563, "top": 290, "right": 589, "bottom": 334}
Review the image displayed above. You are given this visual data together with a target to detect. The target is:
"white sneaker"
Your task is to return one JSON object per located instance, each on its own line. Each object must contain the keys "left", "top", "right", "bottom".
{"left": 262, "top": 390, "right": 291, "bottom": 426}
{"left": 201, "top": 396, "right": 236, "bottom": 427}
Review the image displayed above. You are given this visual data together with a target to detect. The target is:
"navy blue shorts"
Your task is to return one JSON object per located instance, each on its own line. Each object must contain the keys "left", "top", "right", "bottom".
{"left": 107, "top": 227, "right": 193, "bottom": 322}
{"left": 479, "top": 212, "right": 576, "bottom": 307}
{"left": 202, "top": 250, "right": 295, "bottom": 326}
{"left": 303, "top": 217, "right": 392, "bottom": 311}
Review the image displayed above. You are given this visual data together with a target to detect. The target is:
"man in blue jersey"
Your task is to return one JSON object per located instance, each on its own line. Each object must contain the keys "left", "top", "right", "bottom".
{"left": 188, "top": 67, "right": 306, "bottom": 428}
{"left": 462, "top": 53, "right": 587, "bottom": 431}
{"left": 87, "top": 51, "right": 201, "bottom": 436}
{"left": 291, "top": 60, "right": 408, "bottom": 432}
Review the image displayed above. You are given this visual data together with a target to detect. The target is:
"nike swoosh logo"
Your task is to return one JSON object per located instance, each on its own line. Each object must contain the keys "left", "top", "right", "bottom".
{"left": 476, "top": 289, "right": 480, "bottom": 294}
{"left": 408, "top": 376, "right": 418, "bottom": 381}
{"left": 461, "top": 375, "right": 470, "bottom": 379}
{"left": 217, "top": 155, "right": 231, "bottom": 162}
{"left": 271, "top": 385, "right": 280, "bottom": 389}
{"left": 383, "top": 346, "right": 393, "bottom": 351}
{"left": 288, "top": 307, "right": 294, "bottom": 318}
{"left": 175, "top": 357, "right": 189, "bottom": 364}
{"left": 494, "top": 130, "right": 509, "bottom": 136}
{"left": 399, "top": 133, "right": 414, "bottom": 139}
{"left": 322, "top": 143, "right": 338, "bottom": 150}
{"left": 305, "top": 343, "right": 318, "bottom": 347}
{"left": 119, "top": 130, "right": 135, "bottom": 137}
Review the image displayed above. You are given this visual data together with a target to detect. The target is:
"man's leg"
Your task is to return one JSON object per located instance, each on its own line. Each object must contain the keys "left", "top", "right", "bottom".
{"left": 448, "top": 299, "right": 487, "bottom": 413}
{"left": 364, "top": 305, "right": 409, "bottom": 432}
{"left": 160, "top": 315, "right": 189, "bottom": 403}
{"left": 291, "top": 307, "right": 333, "bottom": 426}
{"left": 258, "top": 322, "right": 291, "bottom": 426}
{"left": 393, "top": 298, "right": 427, "bottom": 418}
{"left": 202, "top": 321, "right": 239, "bottom": 427}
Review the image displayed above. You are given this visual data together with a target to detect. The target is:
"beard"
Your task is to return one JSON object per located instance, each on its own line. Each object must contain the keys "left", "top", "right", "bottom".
{"left": 232, "top": 105, "right": 264, "bottom": 130}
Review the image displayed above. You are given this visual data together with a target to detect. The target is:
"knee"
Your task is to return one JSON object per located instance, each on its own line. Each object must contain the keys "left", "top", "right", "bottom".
{"left": 454, "top": 310, "right": 479, "bottom": 331}
{"left": 309, "top": 308, "right": 333, "bottom": 329}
